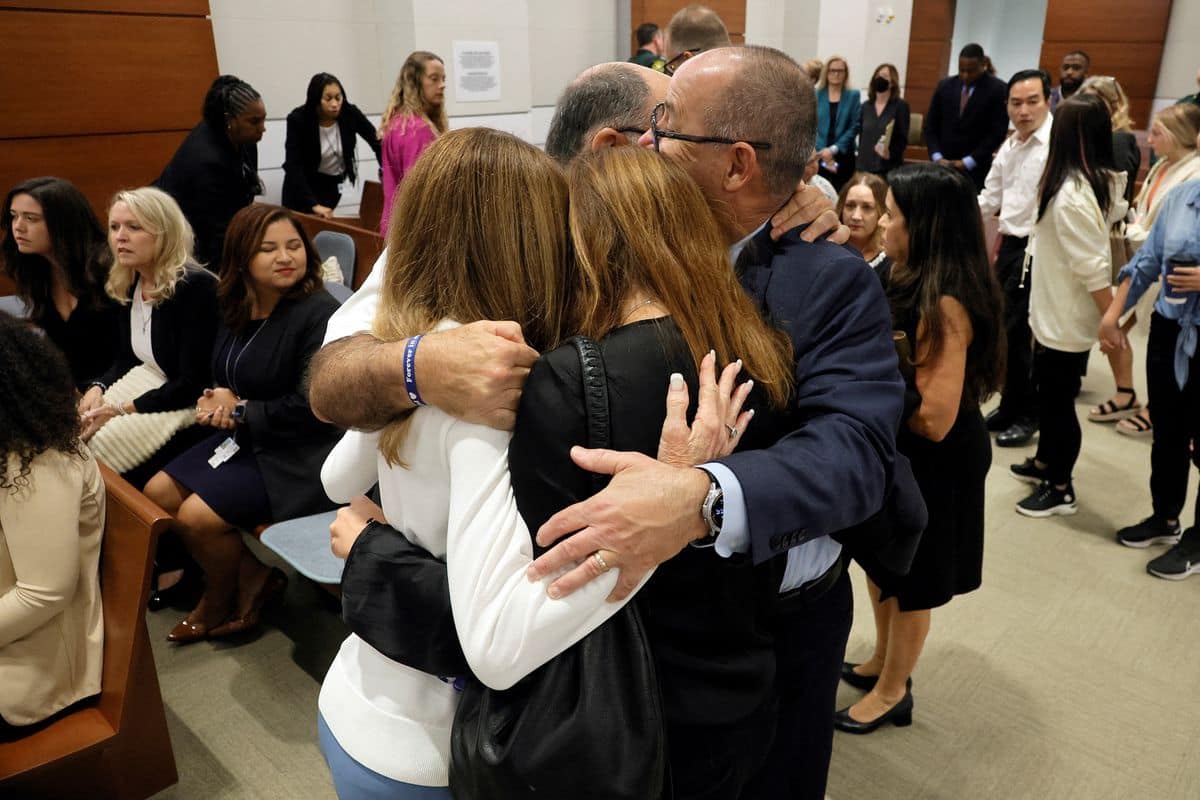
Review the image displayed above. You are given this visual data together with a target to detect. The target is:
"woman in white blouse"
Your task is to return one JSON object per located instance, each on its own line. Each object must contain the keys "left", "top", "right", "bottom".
{"left": 1011, "top": 95, "right": 1127, "bottom": 518}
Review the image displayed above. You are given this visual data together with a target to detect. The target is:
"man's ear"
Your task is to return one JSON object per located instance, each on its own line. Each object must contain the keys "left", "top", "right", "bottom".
{"left": 588, "top": 127, "right": 632, "bottom": 152}
{"left": 722, "top": 142, "right": 758, "bottom": 193}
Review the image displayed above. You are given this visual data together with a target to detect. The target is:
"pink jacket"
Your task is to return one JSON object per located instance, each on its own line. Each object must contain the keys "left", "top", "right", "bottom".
{"left": 380, "top": 115, "right": 438, "bottom": 236}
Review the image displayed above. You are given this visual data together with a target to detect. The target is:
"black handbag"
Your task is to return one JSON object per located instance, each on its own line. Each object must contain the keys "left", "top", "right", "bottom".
{"left": 449, "top": 336, "right": 668, "bottom": 800}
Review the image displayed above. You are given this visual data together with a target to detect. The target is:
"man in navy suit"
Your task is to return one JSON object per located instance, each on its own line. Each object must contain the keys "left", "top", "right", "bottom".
{"left": 529, "top": 46, "right": 912, "bottom": 799}
{"left": 923, "top": 43, "right": 1009, "bottom": 190}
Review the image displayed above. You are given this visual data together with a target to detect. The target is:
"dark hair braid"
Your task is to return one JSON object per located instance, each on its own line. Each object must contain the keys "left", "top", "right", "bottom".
{"left": 202, "top": 74, "right": 263, "bottom": 132}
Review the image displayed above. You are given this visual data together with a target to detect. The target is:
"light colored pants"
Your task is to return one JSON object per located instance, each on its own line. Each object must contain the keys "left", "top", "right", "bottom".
{"left": 316, "top": 712, "right": 453, "bottom": 800}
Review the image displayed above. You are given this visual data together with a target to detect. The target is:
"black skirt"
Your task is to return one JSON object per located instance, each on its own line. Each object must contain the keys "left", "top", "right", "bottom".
{"left": 879, "top": 407, "right": 990, "bottom": 611}
{"left": 163, "top": 430, "right": 272, "bottom": 529}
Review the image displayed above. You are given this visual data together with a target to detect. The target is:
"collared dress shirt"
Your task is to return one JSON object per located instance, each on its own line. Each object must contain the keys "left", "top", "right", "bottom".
{"left": 977, "top": 113, "right": 1053, "bottom": 238}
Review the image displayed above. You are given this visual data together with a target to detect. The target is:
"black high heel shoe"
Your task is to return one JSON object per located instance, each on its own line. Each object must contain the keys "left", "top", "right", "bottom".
{"left": 841, "top": 661, "right": 912, "bottom": 692}
{"left": 148, "top": 568, "right": 203, "bottom": 612}
{"left": 833, "top": 691, "right": 914, "bottom": 734}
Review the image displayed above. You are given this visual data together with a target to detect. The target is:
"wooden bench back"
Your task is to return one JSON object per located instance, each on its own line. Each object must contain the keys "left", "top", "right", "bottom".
{"left": 292, "top": 211, "right": 384, "bottom": 290}
{"left": 0, "top": 463, "right": 177, "bottom": 798}
{"left": 358, "top": 180, "right": 385, "bottom": 234}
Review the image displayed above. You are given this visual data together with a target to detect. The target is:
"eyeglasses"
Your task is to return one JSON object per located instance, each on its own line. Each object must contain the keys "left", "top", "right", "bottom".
{"left": 648, "top": 102, "right": 773, "bottom": 153}
{"left": 663, "top": 49, "right": 704, "bottom": 76}
{"left": 616, "top": 127, "right": 647, "bottom": 138}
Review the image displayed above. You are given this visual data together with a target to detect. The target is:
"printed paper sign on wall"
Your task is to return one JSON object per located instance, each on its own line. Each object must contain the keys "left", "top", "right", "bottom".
{"left": 453, "top": 40, "right": 501, "bottom": 103}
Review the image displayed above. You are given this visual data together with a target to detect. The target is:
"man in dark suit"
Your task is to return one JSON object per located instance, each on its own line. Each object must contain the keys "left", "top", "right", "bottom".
{"left": 923, "top": 43, "right": 1009, "bottom": 190}
{"left": 528, "top": 46, "right": 914, "bottom": 799}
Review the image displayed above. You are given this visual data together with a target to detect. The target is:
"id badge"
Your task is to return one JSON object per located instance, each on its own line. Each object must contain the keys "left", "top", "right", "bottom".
{"left": 207, "top": 436, "right": 240, "bottom": 468}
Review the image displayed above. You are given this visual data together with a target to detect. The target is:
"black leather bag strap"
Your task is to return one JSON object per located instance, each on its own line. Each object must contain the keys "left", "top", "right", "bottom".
{"left": 569, "top": 336, "right": 610, "bottom": 494}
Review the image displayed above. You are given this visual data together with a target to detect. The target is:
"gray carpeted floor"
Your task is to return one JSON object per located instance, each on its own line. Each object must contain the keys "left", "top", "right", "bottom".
{"left": 147, "top": 332, "right": 1200, "bottom": 800}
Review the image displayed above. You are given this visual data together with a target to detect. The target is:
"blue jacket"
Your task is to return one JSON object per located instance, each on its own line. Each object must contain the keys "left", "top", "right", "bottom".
{"left": 1119, "top": 179, "right": 1200, "bottom": 389}
{"left": 815, "top": 87, "right": 862, "bottom": 155}
{"left": 719, "top": 224, "right": 925, "bottom": 567}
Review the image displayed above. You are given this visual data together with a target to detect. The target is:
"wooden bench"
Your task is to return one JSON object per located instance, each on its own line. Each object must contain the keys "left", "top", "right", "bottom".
{"left": 0, "top": 464, "right": 178, "bottom": 799}
{"left": 357, "top": 180, "right": 384, "bottom": 234}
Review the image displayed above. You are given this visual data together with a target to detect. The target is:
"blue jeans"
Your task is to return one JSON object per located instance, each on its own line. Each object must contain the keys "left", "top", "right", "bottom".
{"left": 316, "top": 712, "right": 453, "bottom": 800}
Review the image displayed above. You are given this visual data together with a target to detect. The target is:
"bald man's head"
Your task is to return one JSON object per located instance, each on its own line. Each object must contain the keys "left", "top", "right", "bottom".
{"left": 544, "top": 63, "right": 668, "bottom": 163}
{"left": 671, "top": 46, "right": 814, "bottom": 200}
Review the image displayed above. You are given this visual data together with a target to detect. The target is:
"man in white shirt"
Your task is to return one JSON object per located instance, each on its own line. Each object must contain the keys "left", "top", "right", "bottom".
{"left": 977, "top": 68, "right": 1053, "bottom": 447}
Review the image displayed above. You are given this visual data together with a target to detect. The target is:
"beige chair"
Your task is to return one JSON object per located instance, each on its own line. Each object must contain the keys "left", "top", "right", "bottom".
{"left": 0, "top": 464, "right": 178, "bottom": 799}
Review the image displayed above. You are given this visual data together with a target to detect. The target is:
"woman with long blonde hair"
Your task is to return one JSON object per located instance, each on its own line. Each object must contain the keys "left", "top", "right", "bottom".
{"left": 1093, "top": 102, "right": 1200, "bottom": 435}
{"left": 317, "top": 134, "right": 792, "bottom": 798}
{"left": 378, "top": 51, "right": 447, "bottom": 236}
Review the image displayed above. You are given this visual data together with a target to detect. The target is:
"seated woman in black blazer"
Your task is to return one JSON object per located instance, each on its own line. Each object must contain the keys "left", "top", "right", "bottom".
{"left": 145, "top": 205, "right": 341, "bottom": 644}
{"left": 1, "top": 176, "right": 121, "bottom": 389}
{"left": 79, "top": 186, "right": 218, "bottom": 487}
{"left": 282, "top": 72, "right": 382, "bottom": 219}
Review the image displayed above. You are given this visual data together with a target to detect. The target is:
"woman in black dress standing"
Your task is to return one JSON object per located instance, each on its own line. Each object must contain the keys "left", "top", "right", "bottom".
{"left": 857, "top": 63, "right": 911, "bottom": 177}
{"left": 156, "top": 75, "right": 266, "bottom": 267}
{"left": 836, "top": 163, "right": 1004, "bottom": 733}
{"left": 282, "top": 72, "right": 382, "bottom": 219}
{"left": 144, "top": 205, "right": 341, "bottom": 644}
{"left": 1, "top": 177, "right": 120, "bottom": 388}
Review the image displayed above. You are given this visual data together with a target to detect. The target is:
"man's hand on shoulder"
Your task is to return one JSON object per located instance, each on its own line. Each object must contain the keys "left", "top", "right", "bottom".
{"left": 770, "top": 179, "right": 850, "bottom": 244}
{"left": 418, "top": 321, "right": 539, "bottom": 431}
{"left": 526, "top": 447, "right": 711, "bottom": 602}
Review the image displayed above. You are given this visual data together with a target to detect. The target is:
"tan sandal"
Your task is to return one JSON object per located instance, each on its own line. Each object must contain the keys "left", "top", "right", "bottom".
{"left": 1089, "top": 387, "right": 1140, "bottom": 422}
{"left": 1116, "top": 409, "right": 1153, "bottom": 437}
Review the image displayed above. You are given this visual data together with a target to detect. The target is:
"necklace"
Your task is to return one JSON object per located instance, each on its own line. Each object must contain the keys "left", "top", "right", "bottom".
{"left": 621, "top": 297, "right": 660, "bottom": 325}
{"left": 223, "top": 315, "right": 272, "bottom": 397}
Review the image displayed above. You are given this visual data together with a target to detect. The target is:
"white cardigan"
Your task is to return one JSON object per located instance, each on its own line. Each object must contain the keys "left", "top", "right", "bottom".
{"left": 1028, "top": 172, "right": 1128, "bottom": 353}
{"left": 317, "top": 323, "right": 646, "bottom": 786}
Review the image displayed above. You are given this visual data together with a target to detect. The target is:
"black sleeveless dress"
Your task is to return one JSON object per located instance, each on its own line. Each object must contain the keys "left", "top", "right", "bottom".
{"left": 882, "top": 297, "right": 990, "bottom": 611}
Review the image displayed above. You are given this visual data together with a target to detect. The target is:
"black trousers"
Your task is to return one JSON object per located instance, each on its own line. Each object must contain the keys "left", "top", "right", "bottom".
{"left": 311, "top": 172, "right": 344, "bottom": 210}
{"left": 1032, "top": 343, "right": 1090, "bottom": 485}
{"left": 1146, "top": 313, "right": 1200, "bottom": 528}
{"left": 742, "top": 567, "right": 853, "bottom": 800}
{"left": 665, "top": 694, "right": 776, "bottom": 800}
{"left": 995, "top": 235, "right": 1035, "bottom": 423}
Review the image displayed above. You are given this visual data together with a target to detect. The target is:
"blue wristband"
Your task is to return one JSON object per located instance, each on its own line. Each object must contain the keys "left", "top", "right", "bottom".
{"left": 403, "top": 334, "right": 426, "bottom": 407}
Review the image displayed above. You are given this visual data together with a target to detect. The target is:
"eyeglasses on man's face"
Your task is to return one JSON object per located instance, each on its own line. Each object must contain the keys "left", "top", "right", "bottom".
{"left": 648, "top": 102, "right": 773, "bottom": 153}
{"left": 663, "top": 49, "right": 704, "bottom": 76}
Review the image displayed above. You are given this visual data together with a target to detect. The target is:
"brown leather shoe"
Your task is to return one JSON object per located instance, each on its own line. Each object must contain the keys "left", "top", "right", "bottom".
{"left": 209, "top": 568, "right": 288, "bottom": 639}
{"left": 166, "top": 617, "right": 211, "bottom": 644}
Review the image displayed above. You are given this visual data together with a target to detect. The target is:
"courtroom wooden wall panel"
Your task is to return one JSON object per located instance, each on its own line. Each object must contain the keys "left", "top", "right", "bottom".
{"left": 908, "top": 0, "right": 956, "bottom": 42}
{"left": 630, "top": 0, "right": 746, "bottom": 53}
{"left": 0, "top": 0, "right": 208, "bottom": 14}
{"left": 0, "top": 10, "right": 218, "bottom": 139}
{"left": 1040, "top": 0, "right": 1171, "bottom": 130}
{"left": 1043, "top": 0, "right": 1171, "bottom": 43}
{"left": 905, "top": 0, "right": 955, "bottom": 128}
{"left": 0, "top": 131, "right": 190, "bottom": 215}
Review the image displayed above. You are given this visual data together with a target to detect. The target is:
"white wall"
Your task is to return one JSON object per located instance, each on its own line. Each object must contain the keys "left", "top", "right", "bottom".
{"left": 1154, "top": 0, "right": 1200, "bottom": 118}
{"left": 745, "top": 0, "right": 912, "bottom": 90}
{"left": 209, "top": 0, "right": 621, "bottom": 214}
{"left": 949, "top": 0, "right": 1047, "bottom": 81}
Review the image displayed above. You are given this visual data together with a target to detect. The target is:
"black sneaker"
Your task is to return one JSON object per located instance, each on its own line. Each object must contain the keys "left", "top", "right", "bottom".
{"left": 1015, "top": 482, "right": 1078, "bottom": 518}
{"left": 1117, "top": 516, "right": 1182, "bottom": 549}
{"left": 1146, "top": 531, "right": 1200, "bottom": 580}
{"left": 1010, "top": 458, "right": 1050, "bottom": 486}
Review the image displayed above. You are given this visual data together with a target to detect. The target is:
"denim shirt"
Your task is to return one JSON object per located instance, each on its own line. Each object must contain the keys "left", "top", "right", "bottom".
{"left": 1119, "top": 179, "right": 1200, "bottom": 389}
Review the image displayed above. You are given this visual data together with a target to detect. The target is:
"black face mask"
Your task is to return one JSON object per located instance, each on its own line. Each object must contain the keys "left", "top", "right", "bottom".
{"left": 872, "top": 76, "right": 891, "bottom": 94}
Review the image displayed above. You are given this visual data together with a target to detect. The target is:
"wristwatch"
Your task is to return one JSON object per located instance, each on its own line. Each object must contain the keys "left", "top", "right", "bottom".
{"left": 694, "top": 468, "right": 724, "bottom": 547}
{"left": 230, "top": 400, "right": 248, "bottom": 422}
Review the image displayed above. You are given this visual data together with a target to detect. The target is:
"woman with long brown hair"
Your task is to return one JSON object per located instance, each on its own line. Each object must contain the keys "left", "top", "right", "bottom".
{"left": 837, "top": 162, "right": 1003, "bottom": 733}
{"left": 378, "top": 51, "right": 447, "bottom": 235}
{"left": 317, "top": 132, "right": 793, "bottom": 799}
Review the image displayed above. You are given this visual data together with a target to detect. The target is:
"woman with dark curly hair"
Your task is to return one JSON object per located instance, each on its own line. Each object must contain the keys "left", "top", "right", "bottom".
{"left": 1, "top": 177, "right": 121, "bottom": 388}
{"left": 0, "top": 311, "right": 104, "bottom": 727}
